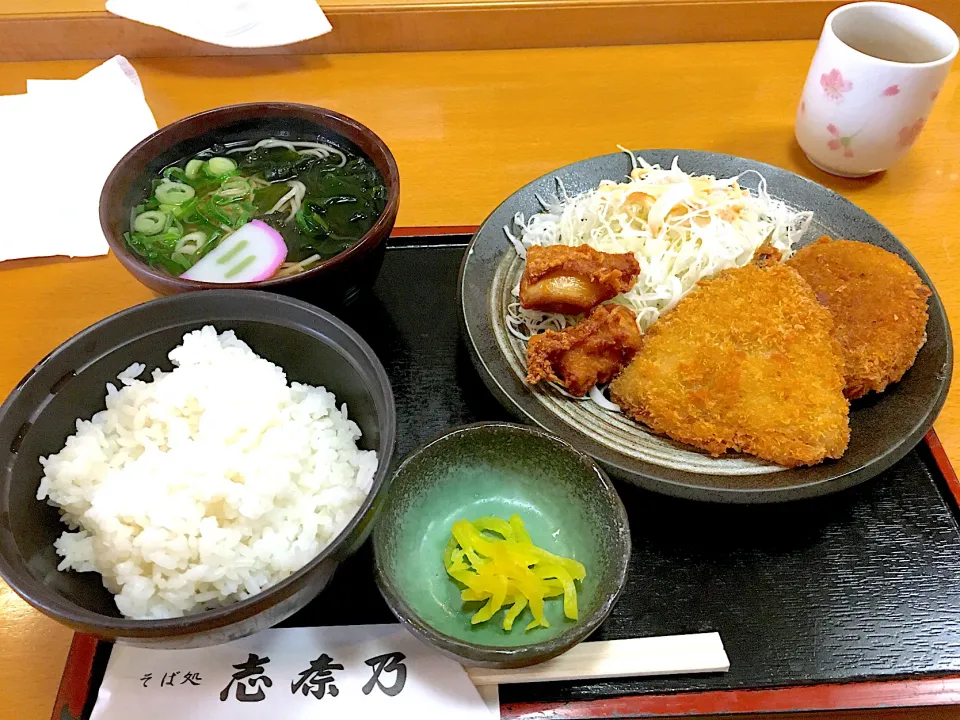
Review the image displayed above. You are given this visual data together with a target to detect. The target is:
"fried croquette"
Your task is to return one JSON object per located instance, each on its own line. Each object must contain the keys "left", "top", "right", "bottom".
{"left": 609, "top": 264, "right": 849, "bottom": 467}
{"left": 519, "top": 244, "right": 641, "bottom": 315}
{"left": 788, "top": 237, "right": 931, "bottom": 399}
{"left": 526, "top": 304, "right": 643, "bottom": 397}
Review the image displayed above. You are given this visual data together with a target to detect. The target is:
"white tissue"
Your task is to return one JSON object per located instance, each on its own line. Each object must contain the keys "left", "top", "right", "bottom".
{"left": 105, "top": 0, "right": 332, "bottom": 48}
{"left": 0, "top": 56, "right": 158, "bottom": 262}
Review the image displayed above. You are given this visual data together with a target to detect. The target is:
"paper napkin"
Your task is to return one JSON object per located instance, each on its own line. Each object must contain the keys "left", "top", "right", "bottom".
{"left": 89, "top": 624, "right": 499, "bottom": 720}
{"left": 0, "top": 56, "right": 157, "bottom": 262}
{"left": 105, "top": 0, "right": 333, "bottom": 48}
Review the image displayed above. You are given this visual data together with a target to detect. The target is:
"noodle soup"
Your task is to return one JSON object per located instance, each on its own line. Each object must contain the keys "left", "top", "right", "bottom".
{"left": 125, "top": 138, "right": 387, "bottom": 282}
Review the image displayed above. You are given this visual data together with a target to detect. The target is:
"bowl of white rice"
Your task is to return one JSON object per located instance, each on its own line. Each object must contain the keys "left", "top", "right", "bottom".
{"left": 0, "top": 290, "right": 395, "bottom": 647}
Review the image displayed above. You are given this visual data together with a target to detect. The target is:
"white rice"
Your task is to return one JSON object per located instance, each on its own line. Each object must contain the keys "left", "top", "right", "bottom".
{"left": 36, "top": 326, "right": 378, "bottom": 620}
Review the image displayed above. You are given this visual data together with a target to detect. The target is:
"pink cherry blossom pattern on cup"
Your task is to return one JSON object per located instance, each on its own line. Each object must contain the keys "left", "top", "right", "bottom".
{"left": 796, "top": 2, "right": 957, "bottom": 177}
{"left": 826, "top": 124, "right": 857, "bottom": 158}
{"left": 898, "top": 118, "right": 926, "bottom": 147}
{"left": 821, "top": 68, "right": 854, "bottom": 100}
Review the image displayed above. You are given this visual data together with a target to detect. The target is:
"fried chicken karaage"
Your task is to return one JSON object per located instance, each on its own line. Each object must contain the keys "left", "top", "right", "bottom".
{"left": 526, "top": 304, "right": 643, "bottom": 397}
{"left": 519, "top": 244, "right": 641, "bottom": 315}
{"left": 788, "top": 237, "right": 931, "bottom": 399}
{"left": 610, "top": 263, "right": 849, "bottom": 467}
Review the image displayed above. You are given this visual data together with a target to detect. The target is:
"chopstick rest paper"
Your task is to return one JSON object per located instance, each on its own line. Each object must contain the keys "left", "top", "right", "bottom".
{"left": 0, "top": 56, "right": 157, "bottom": 262}
{"left": 106, "top": 0, "right": 333, "bottom": 48}
{"left": 90, "top": 624, "right": 499, "bottom": 720}
{"left": 467, "top": 632, "right": 729, "bottom": 685}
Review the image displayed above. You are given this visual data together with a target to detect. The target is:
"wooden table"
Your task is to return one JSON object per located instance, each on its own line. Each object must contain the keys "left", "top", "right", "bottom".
{"left": 2, "top": 0, "right": 959, "bottom": 60}
{"left": 0, "top": 43, "right": 958, "bottom": 719}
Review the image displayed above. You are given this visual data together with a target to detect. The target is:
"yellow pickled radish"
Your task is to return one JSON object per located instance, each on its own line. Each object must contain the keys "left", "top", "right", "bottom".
{"left": 471, "top": 575, "right": 508, "bottom": 624}
{"left": 502, "top": 595, "right": 528, "bottom": 631}
{"left": 443, "top": 514, "right": 586, "bottom": 632}
{"left": 509, "top": 515, "right": 532, "bottom": 544}
{"left": 472, "top": 516, "right": 514, "bottom": 538}
{"left": 536, "top": 564, "right": 579, "bottom": 620}
{"left": 524, "top": 586, "right": 548, "bottom": 631}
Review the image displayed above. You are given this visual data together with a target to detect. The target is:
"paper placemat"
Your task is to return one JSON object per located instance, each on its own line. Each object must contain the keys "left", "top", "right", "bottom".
{"left": 90, "top": 625, "right": 499, "bottom": 719}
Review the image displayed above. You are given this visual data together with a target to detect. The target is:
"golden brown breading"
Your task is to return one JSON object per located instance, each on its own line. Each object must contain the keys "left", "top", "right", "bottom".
{"left": 520, "top": 244, "right": 641, "bottom": 315}
{"left": 526, "top": 304, "right": 643, "bottom": 397}
{"left": 751, "top": 241, "right": 783, "bottom": 268}
{"left": 788, "top": 237, "right": 931, "bottom": 399}
{"left": 609, "top": 264, "right": 849, "bottom": 467}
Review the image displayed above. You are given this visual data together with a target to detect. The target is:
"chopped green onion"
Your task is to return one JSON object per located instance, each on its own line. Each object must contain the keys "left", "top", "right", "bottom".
{"left": 170, "top": 252, "right": 193, "bottom": 270}
{"left": 161, "top": 227, "right": 184, "bottom": 243}
{"left": 155, "top": 181, "right": 196, "bottom": 206}
{"left": 176, "top": 231, "right": 207, "bottom": 254}
{"left": 133, "top": 210, "right": 167, "bottom": 236}
{"left": 123, "top": 231, "right": 146, "bottom": 257}
{"left": 185, "top": 158, "right": 205, "bottom": 180}
{"left": 159, "top": 197, "right": 198, "bottom": 220}
{"left": 218, "top": 176, "right": 251, "bottom": 200}
{"left": 163, "top": 166, "right": 188, "bottom": 183}
{"left": 205, "top": 157, "right": 237, "bottom": 177}
{"left": 167, "top": 216, "right": 184, "bottom": 237}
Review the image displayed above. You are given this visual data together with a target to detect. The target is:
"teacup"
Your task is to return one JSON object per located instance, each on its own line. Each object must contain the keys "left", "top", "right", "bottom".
{"left": 795, "top": 2, "right": 958, "bottom": 177}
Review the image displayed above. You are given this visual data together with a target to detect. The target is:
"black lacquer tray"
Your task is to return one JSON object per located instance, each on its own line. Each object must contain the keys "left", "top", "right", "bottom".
{"left": 56, "top": 232, "right": 960, "bottom": 720}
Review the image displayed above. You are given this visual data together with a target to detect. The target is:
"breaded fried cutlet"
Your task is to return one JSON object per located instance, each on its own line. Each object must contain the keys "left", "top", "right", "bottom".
{"left": 520, "top": 244, "right": 641, "bottom": 315}
{"left": 609, "top": 264, "right": 849, "bottom": 467}
{"left": 526, "top": 304, "right": 643, "bottom": 397}
{"left": 788, "top": 237, "right": 931, "bottom": 399}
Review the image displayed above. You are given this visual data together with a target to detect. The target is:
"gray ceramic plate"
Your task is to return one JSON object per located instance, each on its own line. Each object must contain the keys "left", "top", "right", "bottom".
{"left": 458, "top": 150, "right": 953, "bottom": 503}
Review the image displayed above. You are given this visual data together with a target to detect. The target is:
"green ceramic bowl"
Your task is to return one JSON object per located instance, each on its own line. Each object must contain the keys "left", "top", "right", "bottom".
{"left": 373, "top": 422, "right": 630, "bottom": 668}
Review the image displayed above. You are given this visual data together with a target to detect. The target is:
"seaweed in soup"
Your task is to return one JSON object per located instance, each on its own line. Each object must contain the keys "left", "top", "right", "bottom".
{"left": 125, "top": 138, "right": 387, "bottom": 280}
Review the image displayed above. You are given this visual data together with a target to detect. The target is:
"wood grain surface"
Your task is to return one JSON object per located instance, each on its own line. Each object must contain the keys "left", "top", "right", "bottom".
{"left": 0, "top": 43, "right": 958, "bottom": 718}
{"left": 1, "top": 0, "right": 958, "bottom": 61}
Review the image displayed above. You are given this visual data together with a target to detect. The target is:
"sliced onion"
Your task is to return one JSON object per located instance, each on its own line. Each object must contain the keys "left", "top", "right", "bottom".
{"left": 647, "top": 181, "right": 694, "bottom": 235}
{"left": 589, "top": 385, "right": 620, "bottom": 412}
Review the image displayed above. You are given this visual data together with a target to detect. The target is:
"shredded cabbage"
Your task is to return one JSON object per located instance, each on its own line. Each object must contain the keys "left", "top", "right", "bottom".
{"left": 505, "top": 151, "right": 813, "bottom": 336}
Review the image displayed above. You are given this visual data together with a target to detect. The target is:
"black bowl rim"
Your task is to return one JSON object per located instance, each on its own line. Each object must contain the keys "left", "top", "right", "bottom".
{"left": 0, "top": 289, "right": 396, "bottom": 637}
{"left": 372, "top": 421, "right": 631, "bottom": 666}
{"left": 99, "top": 102, "right": 401, "bottom": 291}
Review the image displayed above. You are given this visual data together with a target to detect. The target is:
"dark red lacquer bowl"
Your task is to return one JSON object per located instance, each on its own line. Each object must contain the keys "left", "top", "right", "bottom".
{"left": 100, "top": 103, "right": 400, "bottom": 306}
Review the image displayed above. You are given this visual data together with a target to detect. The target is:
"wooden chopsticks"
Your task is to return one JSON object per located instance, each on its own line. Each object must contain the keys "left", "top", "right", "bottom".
{"left": 466, "top": 632, "right": 729, "bottom": 686}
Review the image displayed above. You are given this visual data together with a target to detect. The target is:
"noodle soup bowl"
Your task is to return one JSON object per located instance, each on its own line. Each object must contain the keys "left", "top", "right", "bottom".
{"left": 100, "top": 103, "right": 400, "bottom": 307}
